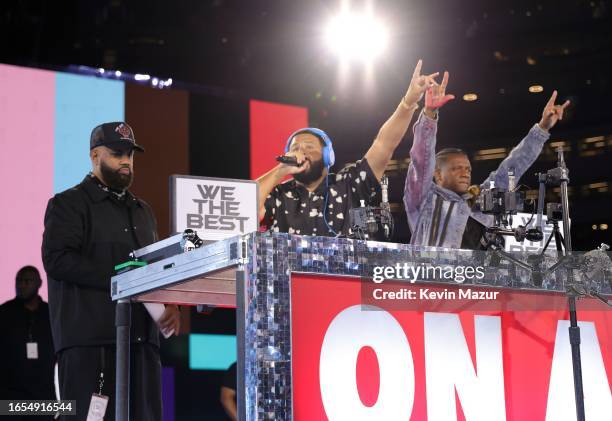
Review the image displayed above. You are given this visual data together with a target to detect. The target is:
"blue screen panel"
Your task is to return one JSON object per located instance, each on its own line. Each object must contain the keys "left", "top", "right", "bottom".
{"left": 189, "top": 334, "right": 237, "bottom": 370}
{"left": 54, "top": 73, "right": 124, "bottom": 193}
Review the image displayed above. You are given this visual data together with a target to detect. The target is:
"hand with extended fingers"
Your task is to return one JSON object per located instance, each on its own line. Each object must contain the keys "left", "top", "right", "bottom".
{"left": 538, "top": 90, "right": 570, "bottom": 132}
{"left": 402, "top": 59, "right": 441, "bottom": 109}
{"left": 425, "top": 71, "right": 455, "bottom": 112}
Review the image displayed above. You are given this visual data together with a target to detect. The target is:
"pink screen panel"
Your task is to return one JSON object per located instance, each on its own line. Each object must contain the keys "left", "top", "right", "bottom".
{"left": 0, "top": 64, "right": 55, "bottom": 302}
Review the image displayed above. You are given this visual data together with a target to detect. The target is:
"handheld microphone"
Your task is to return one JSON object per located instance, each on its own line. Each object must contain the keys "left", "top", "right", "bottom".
{"left": 467, "top": 184, "right": 481, "bottom": 208}
{"left": 275, "top": 155, "right": 303, "bottom": 167}
{"left": 381, "top": 175, "right": 389, "bottom": 206}
{"left": 508, "top": 167, "right": 516, "bottom": 191}
{"left": 467, "top": 184, "right": 481, "bottom": 197}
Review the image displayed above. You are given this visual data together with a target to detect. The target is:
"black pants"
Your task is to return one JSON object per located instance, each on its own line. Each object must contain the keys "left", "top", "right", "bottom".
{"left": 57, "top": 344, "right": 161, "bottom": 421}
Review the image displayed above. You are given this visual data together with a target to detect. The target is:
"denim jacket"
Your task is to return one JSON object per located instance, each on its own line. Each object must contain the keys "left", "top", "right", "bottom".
{"left": 403, "top": 111, "right": 550, "bottom": 248}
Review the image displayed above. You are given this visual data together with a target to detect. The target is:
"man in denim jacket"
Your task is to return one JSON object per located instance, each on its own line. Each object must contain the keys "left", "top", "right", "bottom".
{"left": 403, "top": 72, "right": 570, "bottom": 249}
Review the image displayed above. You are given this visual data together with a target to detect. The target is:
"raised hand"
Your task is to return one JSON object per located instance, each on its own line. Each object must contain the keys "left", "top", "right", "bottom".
{"left": 538, "top": 90, "right": 570, "bottom": 131}
{"left": 425, "top": 71, "right": 455, "bottom": 111}
{"left": 403, "top": 59, "right": 440, "bottom": 107}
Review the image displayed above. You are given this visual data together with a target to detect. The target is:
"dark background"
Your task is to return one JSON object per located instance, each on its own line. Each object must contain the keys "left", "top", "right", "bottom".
{"left": 2, "top": 1, "right": 611, "bottom": 419}
{"left": 3, "top": 0, "right": 610, "bottom": 245}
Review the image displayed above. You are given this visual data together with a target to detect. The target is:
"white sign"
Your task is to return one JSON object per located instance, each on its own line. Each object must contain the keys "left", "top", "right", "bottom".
{"left": 170, "top": 175, "right": 258, "bottom": 241}
{"left": 504, "top": 212, "right": 567, "bottom": 255}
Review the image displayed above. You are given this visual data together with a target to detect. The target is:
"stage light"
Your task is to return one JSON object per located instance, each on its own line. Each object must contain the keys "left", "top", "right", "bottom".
{"left": 66, "top": 65, "right": 176, "bottom": 88}
{"left": 325, "top": 11, "right": 389, "bottom": 62}
{"left": 463, "top": 93, "right": 478, "bottom": 101}
{"left": 529, "top": 85, "right": 544, "bottom": 93}
{"left": 601, "top": 224, "right": 608, "bottom": 230}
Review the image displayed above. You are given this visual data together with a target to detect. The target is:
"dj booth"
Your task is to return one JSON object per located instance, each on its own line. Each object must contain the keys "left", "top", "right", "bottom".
{"left": 111, "top": 232, "right": 611, "bottom": 420}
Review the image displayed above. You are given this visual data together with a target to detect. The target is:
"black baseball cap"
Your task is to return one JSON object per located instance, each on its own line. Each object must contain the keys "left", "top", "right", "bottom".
{"left": 90, "top": 122, "right": 145, "bottom": 152}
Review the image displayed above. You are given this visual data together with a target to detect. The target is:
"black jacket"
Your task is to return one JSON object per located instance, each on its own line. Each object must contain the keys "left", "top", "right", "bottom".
{"left": 42, "top": 175, "right": 160, "bottom": 352}
{"left": 0, "top": 297, "right": 56, "bottom": 400}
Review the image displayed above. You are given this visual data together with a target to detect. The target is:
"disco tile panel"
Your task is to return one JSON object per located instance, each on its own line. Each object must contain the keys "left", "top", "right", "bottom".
{"left": 242, "top": 232, "right": 610, "bottom": 419}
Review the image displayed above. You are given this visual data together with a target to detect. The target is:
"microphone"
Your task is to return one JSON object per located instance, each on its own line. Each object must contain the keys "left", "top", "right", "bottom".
{"left": 276, "top": 155, "right": 303, "bottom": 166}
{"left": 467, "top": 184, "right": 481, "bottom": 197}
{"left": 508, "top": 167, "right": 516, "bottom": 191}
{"left": 381, "top": 175, "right": 389, "bottom": 207}
{"left": 467, "top": 184, "right": 481, "bottom": 208}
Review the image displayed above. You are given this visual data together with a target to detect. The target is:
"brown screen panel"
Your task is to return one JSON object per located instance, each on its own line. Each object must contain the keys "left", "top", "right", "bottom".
{"left": 125, "top": 84, "right": 189, "bottom": 239}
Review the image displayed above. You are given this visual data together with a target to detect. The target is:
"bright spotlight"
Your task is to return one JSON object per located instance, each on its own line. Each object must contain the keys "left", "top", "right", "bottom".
{"left": 325, "top": 12, "right": 389, "bottom": 62}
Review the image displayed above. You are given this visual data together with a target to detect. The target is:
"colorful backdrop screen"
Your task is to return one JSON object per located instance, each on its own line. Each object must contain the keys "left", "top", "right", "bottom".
{"left": 0, "top": 64, "right": 125, "bottom": 300}
{"left": 0, "top": 63, "right": 192, "bottom": 303}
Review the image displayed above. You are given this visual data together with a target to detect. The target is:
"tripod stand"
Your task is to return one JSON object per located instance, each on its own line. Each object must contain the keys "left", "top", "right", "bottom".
{"left": 485, "top": 148, "right": 596, "bottom": 420}
{"left": 532, "top": 149, "right": 587, "bottom": 421}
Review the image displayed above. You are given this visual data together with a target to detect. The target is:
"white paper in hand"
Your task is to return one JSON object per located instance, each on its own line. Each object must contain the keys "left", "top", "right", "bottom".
{"left": 144, "top": 303, "right": 174, "bottom": 338}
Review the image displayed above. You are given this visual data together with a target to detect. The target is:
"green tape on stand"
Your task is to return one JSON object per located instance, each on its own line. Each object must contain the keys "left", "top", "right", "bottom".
{"left": 114, "top": 260, "right": 147, "bottom": 274}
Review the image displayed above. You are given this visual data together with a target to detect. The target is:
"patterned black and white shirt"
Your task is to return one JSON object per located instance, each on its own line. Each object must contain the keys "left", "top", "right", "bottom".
{"left": 262, "top": 159, "right": 380, "bottom": 237}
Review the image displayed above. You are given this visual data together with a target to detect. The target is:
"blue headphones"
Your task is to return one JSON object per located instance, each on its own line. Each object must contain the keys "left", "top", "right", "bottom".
{"left": 284, "top": 128, "right": 335, "bottom": 168}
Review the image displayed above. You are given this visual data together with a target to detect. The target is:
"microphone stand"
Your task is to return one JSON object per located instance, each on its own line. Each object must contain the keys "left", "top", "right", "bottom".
{"left": 555, "top": 148, "right": 586, "bottom": 421}
{"left": 485, "top": 148, "right": 588, "bottom": 420}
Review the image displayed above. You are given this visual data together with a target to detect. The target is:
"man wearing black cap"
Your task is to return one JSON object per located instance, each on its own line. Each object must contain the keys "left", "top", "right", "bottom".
{"left": 42, "top": 122, "right": 180, "bottom": 420}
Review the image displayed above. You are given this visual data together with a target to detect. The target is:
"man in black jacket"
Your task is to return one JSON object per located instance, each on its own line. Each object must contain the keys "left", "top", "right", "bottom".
{"left": 42, "top": 122, "right": 180, "bottom": 420}
{"left": 0, "top": 266, "right": 55, "bottom": 413}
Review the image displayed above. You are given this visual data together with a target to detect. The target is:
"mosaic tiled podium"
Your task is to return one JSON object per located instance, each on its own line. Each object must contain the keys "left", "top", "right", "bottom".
{"left": 111, "top": 232, "right": 611, "bottom": 420}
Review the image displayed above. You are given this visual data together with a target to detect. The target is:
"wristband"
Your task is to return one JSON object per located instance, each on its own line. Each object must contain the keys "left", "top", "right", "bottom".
{"left": 400, "top": 96, "right": 419, "bottom": 111}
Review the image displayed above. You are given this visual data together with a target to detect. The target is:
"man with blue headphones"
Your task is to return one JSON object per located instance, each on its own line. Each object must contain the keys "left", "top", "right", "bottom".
{"left": 257, "top": 60, "right": 439, "bottom": 237}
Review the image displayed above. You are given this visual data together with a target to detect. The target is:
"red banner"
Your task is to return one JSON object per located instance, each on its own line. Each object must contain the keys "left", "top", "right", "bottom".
{"left": 249, "top": 100, "right": 308, "bottom": 179}
{"left": 291, "top": 274, "right": 612, "bottom": 420}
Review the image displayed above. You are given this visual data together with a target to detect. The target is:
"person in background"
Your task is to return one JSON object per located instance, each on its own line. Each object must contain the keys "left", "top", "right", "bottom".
{"left": 0, "top": 266, "right": 56, "bottom": 420}
{"left": 220, "top": 361, "right": 237, "bottom": 420}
